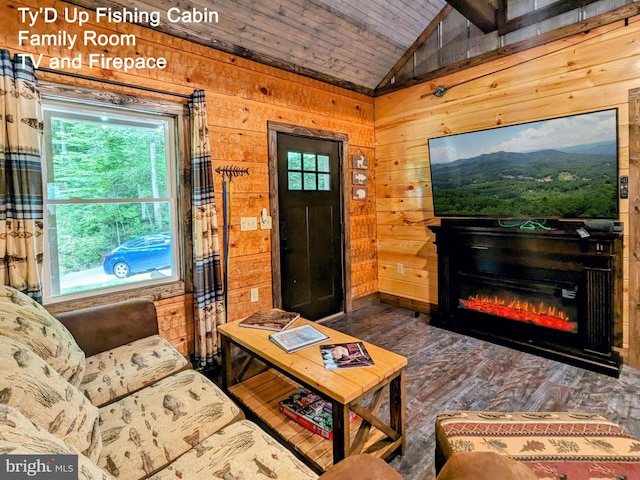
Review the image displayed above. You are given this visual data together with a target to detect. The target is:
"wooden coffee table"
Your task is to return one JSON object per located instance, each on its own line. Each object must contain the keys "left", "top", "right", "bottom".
{"left": 218, "top": 318, "right": 407, "bottom": 473}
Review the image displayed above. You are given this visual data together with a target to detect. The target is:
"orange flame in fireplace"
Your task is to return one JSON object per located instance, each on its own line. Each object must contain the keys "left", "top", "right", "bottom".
{"left": 460, "top": 295, "right": 576, "bottom": 332}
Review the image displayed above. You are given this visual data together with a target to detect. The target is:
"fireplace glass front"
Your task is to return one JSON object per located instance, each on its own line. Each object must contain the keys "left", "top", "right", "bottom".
{"left": 457, "top": 271, "right": 579, "bottom": 335}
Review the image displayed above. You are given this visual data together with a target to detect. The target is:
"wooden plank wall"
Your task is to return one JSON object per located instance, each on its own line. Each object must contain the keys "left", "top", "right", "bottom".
{"left": 628, "top": 88, "right": 640, "bottom": 368}
{"left": 0, "top": 0, "right": 376, "bottom": 354}
{"left": 375, "top": 15, "right": 640, "bottom": 363}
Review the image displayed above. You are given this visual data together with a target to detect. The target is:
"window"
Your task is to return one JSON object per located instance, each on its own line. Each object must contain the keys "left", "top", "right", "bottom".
{"left": 287, "top": 151, "right": 331, "bottom": 191}
{"left": 42, "top": 97, "right": 181, "bottom": 303}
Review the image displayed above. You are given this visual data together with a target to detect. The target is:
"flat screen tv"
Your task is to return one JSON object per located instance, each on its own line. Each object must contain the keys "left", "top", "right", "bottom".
{"left": 428, "top": 109, "right": 619, "bottom": 220}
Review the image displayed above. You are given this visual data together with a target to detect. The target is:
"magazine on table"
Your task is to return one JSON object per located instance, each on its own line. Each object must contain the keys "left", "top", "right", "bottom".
{"left": 269, "top": 323, "right": 329, "bottom": 353}
{"left": 278, "top": 387, "right": 357, "bottom": 440}
{"left": 238, "top": 309, "right": 300, "bottom": 331}
{"left": 320, "top": 341, "right": 375, "bottom": 369}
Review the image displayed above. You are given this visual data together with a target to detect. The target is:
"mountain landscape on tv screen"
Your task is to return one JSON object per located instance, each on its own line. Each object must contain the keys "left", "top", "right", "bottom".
{"left": 430, "top": 141, "right": 618, "bottom": 219}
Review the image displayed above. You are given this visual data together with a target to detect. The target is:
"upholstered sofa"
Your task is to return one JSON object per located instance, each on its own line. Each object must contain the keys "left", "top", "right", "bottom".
{"left": 0, "top": 285, "right": 401, "bottom": 480}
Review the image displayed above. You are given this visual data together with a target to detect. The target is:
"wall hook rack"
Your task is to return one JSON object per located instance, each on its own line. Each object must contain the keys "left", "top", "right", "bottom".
{"left": 215, "top": 165, "right": 250, "bottom": 180}
{"left": 214, "top": 165, "right": 249, "bottom": 312}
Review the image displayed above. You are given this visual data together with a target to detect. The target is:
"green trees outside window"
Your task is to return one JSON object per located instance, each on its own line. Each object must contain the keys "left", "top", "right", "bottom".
{"left": 43, "top": 100, "right": 179, "bottom": 299}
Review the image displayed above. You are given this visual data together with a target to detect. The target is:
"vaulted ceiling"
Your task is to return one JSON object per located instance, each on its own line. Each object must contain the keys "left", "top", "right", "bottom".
{"left": 67, "top": 0, "right": 636, "bottom": 96}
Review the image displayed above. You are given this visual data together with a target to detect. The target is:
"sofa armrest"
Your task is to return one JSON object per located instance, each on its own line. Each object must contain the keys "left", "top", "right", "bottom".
{"left": 55, "top": 298, "right": 160, "bottom": 356}
{"left": 318, "top": 455, "right": 402, "bottom": 480}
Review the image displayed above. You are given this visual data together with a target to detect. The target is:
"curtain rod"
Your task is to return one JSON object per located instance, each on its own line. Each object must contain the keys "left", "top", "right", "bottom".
{"left": 36, "top": 67, "right": 191, "bottom": 99}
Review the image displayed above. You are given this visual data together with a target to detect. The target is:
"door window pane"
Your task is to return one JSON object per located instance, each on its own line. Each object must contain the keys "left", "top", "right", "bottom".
{"left": 318, "top": 173, "right": 331, "bottom": 191}
{"left": 288, "top": 151, "right": 302, "bottom": 170}
{"left": 317, "top": 155, "right": 330, "bottom": 173}
{"left": 287, "top": 151, "right": 332, "bottom": 192}
{"left": 303, "top": 153, "right": 316, "bottom": 171}
{"left": 288, "top": 172, "right": 302, "bottom": 190}
{"left": 303, "top": 173, "right": 317, "bottom": 190}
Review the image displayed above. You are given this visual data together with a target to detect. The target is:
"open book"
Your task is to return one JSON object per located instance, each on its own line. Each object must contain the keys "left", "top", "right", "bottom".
{"left": 239, "top": 309, "right": 300, "bottom": 331}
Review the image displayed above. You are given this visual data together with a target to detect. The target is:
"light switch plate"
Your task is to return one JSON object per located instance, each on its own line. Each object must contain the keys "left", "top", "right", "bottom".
{"left": 260, "top": 215, "right": 273, "bottom": 230}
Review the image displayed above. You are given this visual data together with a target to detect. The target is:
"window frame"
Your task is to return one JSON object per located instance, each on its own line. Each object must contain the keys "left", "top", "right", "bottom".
{"left": 39, "top": 81, "right": 192, "bottom": 313}
{"left": 286, "top": 150, "right": 332, "bottom": 192}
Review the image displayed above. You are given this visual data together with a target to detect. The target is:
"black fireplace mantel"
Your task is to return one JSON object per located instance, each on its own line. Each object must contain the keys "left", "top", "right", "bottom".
{"left": 428, "top": 218, "right": 623, "bottom": 376}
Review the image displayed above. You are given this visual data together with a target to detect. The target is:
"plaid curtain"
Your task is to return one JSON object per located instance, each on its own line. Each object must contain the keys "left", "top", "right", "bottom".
{"left": 189, "top": 89, "right": 225, "bottom": 367}
{"left": 0, "top": 50, "right": 43, "bottom": 302}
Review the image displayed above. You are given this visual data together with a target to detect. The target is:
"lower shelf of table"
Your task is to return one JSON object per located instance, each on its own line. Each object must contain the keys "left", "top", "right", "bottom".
{"left": 227, "top": 368, "right": 390, "bottom": 472}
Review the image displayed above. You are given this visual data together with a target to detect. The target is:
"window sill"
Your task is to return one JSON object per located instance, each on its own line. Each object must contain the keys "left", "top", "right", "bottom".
{"left": 44, "top": 281, "right": 187, "bottom": 316}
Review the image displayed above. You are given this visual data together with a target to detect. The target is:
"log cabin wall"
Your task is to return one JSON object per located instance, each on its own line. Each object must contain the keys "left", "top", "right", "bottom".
{"left": 0, "top": 0, "right": 376, "bottom": 356}
{"left": 374, "top": 15, "right": 640, "bottom": 364}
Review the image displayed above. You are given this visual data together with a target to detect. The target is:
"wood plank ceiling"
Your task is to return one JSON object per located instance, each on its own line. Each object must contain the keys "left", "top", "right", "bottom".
{"left": 68, "top": 0, "right": 447, "bottom": 95}
{"left": 65, "top": 0, "right": 623, "bottom": 96}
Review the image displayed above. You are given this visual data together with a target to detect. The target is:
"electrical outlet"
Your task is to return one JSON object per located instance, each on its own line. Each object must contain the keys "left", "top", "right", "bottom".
{"left": 250, "top": 288, "right": 259, "bottom": 302}
{"left": 240, "top": 217, "right": 257, "bottom": 231}
{"left": 396, "top": 263, "right": 404, "bottom": 274}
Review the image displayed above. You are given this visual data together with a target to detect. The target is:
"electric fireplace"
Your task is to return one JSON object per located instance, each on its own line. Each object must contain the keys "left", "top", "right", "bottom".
{"left": 459, "top": 273, "right": 578, "bottom": 332}
{"left": 429, "top": 219, "right": 623, "bottom": 376}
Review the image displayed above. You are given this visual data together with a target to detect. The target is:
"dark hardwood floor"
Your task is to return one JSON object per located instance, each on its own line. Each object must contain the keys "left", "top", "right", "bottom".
{"left": 319, "top": 304, "right": 640, "bottom": 480}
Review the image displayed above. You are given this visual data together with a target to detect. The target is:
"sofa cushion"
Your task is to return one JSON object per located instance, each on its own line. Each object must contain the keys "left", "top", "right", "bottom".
{"left": 0, "top": 285, "right": 85, "bottom": 386}
{"left": 0, "top": 404, "right": 114, "bottom": 480}
{"left": 98, "top": 369, "right": 243, "bottom": 480}
{"left": 81, "top": 335, "right": 189, "bottom": 407}
{"left": 147, "top": 419, "right": 318, "bottom": 480}
{"left": 0, "top": 336, "right": 102, "bottom": 462}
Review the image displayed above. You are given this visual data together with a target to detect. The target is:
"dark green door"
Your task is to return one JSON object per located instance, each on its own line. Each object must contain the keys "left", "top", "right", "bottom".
{"left": 277, "top": 133, "right": 344, "bottom": 320}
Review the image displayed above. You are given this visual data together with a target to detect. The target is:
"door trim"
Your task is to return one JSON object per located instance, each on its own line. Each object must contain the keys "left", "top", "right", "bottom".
{"left": 628, "top": 88, "right": 640, "bottom": 368}
{"left": 267, "top": 121, "right": 352, "bottom": 315}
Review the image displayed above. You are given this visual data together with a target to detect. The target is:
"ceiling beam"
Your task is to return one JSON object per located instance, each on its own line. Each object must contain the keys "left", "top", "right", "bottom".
{"left": 376, "top": 2, "right": 640, "bottom": 97}
{"left": 445, "top": 0, "right": 497, "bottom": 33}
{"left": 498, "top": 0, "right": 602, "bottom": 35}
{"left": 377, "top": 5, "right": 453, "bottom": 90}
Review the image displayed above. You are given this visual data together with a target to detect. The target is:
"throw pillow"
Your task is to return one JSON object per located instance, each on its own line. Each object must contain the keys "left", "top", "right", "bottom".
{"left": 0, "top": 285, "right": 85, "bottom": 385}
{"left": 0, "top": 404, "right": 114, "bottom": 480}
{"left": 0, "top": 336, "right": 102, "bottom": 462}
